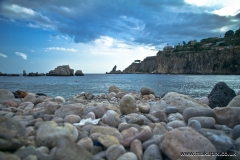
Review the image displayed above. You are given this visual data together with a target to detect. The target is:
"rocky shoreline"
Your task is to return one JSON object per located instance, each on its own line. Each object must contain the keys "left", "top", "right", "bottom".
{"left": 0, "top": 82, "right": 240, "bottom": 160}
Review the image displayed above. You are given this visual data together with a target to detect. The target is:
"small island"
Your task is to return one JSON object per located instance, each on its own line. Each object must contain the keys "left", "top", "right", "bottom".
{"left": 106, "top": 65, "right": 122, "bottom": 74}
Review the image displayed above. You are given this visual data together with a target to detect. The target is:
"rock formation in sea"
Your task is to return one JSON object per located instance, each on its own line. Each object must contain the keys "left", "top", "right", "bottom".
{"left": 0, "top": 72, "right": 7, "bottom": 76}
{"left": 106, "top": 65, "right": 122, "bottom": 74}
{"left": 23, "top": 70, "right": 27, "bottom": 76}
{"left": 75, "top": 70, "right": 84, "bottom": 76}
{"left": 46, "top": 65, "right": 74, "bottom": 76}
{"left": 0, "top": 72, "right": 19, "bottom": 76}
{"left": 6, "top": 74, "right": 20, "bottom": 76}
{"left": 27, "top": 72, "right": 45, "bottom": 76}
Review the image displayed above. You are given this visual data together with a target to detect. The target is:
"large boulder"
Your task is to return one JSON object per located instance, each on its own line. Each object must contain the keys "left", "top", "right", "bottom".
{"left": 109, "top": 86, "right": 122, "bottom": 94}
{"left": 117, "top": 152, "right": 138, "bottom": 160}
{"left": 44, "top": 101, "right": 61, "bottom": 114}
{"left": 121, "top": 126, "right": 153, "bottom": 147}
{"left": 119, "top": 94, "right": 136, "bottom": 115}
{"left": 90, "top": 126, "right": 123, "bottom": 142}
{"left": 0, "top": 89, "right": 15, "bottom": 103}
{"left": 98, "top": 135, "right": 119, "bottom": 148}
{"left": 36, "top": 121, "right": 78, "bottom": 148}
{"left": 150, "top": 92, "right": 209, "bottom": 114}
{"left": 102, "top": 110, "right": 120, "bottom": 127}
{"left": 160, "top": 127, "right": 216, "bottom": 160}
{"left": 143, "top": 144, "right": 162, "bottom": 160}
{"left": 208, "top": 82, "right": 236, "bottom": 108}
{"left": 46, "top": 65, "right": 74, "bottom": 76}
{"left": 106, "top": 144, "right": 126, "bottom": 160}
{"left": 140, "top": 87, "right": 154, "bottom": 95}
{"left": 14, "top": 90, "right": 28, "bottom": 98}
{"left": 182, "top": 107, "right": 216, "bottom": 122}
{"left": 214, "top": 107, "right": 240, "bottom": 128}
{"left": 232, "top": 125, "right": 240, "bottom": 140}
{"left": 23, "top": 93, "right": 36, "bottom": 103}
{"left": 227, "top": 95, "right": 240, "bottom": 107}
{"left": 198, "top": 128, "right": 234, "bottom": 153}
{"left": 52, "top": 136, "right": 92, "bottom": 160}
{"left": 137, "top": 102, "right": 151, "bottom": 113}
{"left": 75, "top": 70, "right": 84, "bottom": 76}
{"left": 54, "top": 103, "right": 84, "bottom": 118}
{"left": 0, "top": 116, "right": 27, "bottom": 150}
{"left": 130, "top": 139, "right": 143, "bottom": 160}
{"left": 188, "top": 117, "right": 215, "bottom": 128}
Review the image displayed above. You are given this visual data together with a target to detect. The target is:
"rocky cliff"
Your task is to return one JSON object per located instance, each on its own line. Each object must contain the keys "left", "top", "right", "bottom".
{"left": 157, "top": 48, "right": 240, "bottom": 74}
{"left": 46, "top": 65, "right": 74, "bottom": 76}
{"left": 123, "top": 56, "right": 157, "bottom": 73}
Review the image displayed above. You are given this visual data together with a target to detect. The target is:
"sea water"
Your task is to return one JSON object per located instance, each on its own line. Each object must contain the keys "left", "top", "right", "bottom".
{"left": 0, "top": 74, "right": 239, "bottom": 99}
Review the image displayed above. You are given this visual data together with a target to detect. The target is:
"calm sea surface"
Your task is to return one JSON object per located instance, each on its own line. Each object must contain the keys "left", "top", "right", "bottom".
{"left": 0, "top": 74, "right": 239, "bottom": 99}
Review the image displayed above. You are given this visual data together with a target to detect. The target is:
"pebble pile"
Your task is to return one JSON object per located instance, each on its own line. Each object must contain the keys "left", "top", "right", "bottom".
{"left": 0, "top": 82, "right": 240, "bottom": 160}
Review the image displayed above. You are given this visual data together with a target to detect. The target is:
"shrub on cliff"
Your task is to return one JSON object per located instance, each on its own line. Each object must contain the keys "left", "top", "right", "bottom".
{"left": 193, "top": 42, "right": 202, "bottom": 51}
{"left": 224, "top": 30, "right": 234, "bottom": 38}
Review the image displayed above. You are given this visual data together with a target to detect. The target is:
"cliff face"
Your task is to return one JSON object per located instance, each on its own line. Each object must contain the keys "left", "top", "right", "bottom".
{"left": 123, "top": 56, "right": 157, "bottom": 73}
{"left": 157, "top": 48, "right": 240, "bottom": 74}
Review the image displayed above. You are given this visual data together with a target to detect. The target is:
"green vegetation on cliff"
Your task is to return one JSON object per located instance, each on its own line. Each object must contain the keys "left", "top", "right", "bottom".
{"left": 121, "top": 28, "right": 240, "bottom": 74}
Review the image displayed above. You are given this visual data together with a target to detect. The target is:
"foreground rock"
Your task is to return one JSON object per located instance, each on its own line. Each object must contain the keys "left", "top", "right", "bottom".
{"left": 208, "top": 82, "right": 236, "bottom": 108}
{"left": 150, "top": 92, "right": 209, "bottom": 114}
{"left": 0, "top": 89, "right": 15, "bottom": 103}
{"left": 119, "top": 94, "right": 136, "bottom": 114}
{"left": 46, "top": 65, "right": 74, "bottom": 76}
{"left": 214, "top": 107, "right": 240, "bottom": 128}
{"left": 109, "top": 86, "right": 122, "bottom": 93}
{"left": 227, "top": 95, "right": 240, "bottom": 107}
{"left": 52, "top": 137, "right": 92, "bottom": 160}
{"left": 183, "top": 107, "right": 216, "bottom": 122}
{"left": 160, "top": 127, "right": 216, "bottom": 160}
{"left": 140, "top": 87, "right": 154, "bottom": 95}
{"left": 36, "top": 121, "right": 78, "bottom": 148}
{"left": 0, "top": 117, "right": 27, "bottom": 150}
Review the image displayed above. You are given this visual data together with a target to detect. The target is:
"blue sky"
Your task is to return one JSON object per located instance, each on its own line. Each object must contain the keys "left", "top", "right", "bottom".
{"left": 0, "top": 0, "right": 239, "bottom": 73}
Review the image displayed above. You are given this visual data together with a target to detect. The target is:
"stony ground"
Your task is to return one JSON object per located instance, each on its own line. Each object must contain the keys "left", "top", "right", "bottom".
{"left": 0, "top": 83, "right": 240, "bottom": 160}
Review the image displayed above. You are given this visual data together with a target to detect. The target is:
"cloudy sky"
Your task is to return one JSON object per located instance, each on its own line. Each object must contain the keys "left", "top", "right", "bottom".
{"left": 0, "top": 0, "right": 239, "bottom": 73}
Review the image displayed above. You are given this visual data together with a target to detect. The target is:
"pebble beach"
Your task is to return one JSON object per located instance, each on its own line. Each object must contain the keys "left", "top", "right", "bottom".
{"left": 0, "top": 82, "right": 240, "bottom": 160}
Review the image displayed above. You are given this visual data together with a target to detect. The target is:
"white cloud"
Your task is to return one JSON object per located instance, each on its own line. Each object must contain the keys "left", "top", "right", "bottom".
{"left": 0, "top": 53, "right": 7, "bottom": 58}
{"left": 61, "top": 36, "right": 68, "bottom": 40}
{"left": 10, "top": 4, "right": 35, "bottom": 16}
{"left": 212, "top": 5, "right": 240, "bottom": 16}
{"left": 45, "top": 47, "right": 78, "bottom": 52}
{"left": 15, "top": 52, "right": 27, "bottom": 60}
{"left": 184, "top": 0, "right": 240, "bottom": 16}
{"left": 27, "top": 23, "right": 40, "bottom": 28}
{"left": 1, "top": 3, "right": 54, "bottom": 29}
{"left": 94, "top": 36, "right": 129, "bottom": 49}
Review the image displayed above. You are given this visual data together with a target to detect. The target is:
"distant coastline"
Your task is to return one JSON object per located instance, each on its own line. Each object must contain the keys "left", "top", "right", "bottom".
{"left": 106, "top": 28, "right": 240, "bottom": 75}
